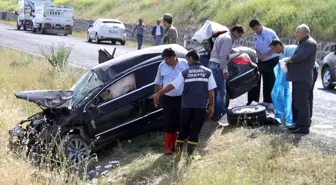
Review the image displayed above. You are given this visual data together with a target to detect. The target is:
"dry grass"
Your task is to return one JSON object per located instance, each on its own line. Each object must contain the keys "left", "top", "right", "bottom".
{"left": 0, "top": 46, "right": 84, "bottom": 185}
{"left": 0, "top": 46, "right": 335, "bottom": 185}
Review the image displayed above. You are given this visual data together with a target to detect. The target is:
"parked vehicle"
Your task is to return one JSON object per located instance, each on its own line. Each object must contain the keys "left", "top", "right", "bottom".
{"left": 87, "top": 19, "right": 127, "bottom": 45}
{"left": 31, "top": 4, "right": 74, "bottom": 35}
{"left": 192, "top": 20, "right": 260, "bottom": 108}
{"left": 15, "top": 0, "right": 52, "bottom": 31}
{"left": 321, "top": 44, "right": 336, "bottom": 89}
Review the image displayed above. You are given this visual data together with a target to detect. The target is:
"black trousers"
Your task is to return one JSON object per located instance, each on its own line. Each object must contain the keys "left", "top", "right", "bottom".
{"left": 309, "top": 68, "right": 318, "bottom": 119}
{"left": 163, "top": 95, "right": 182, "bottom": 133}
{"left": 292, "top": 81, "right": 311, "bottom": 129}
{"left": 247, "top": 74, "right": 261, "bottom": 104}
{"left": 249, "top": 57, "right": 279, "bottom": 104}
{"left": 177, "top": 108, "right": 207, "bottom": 144}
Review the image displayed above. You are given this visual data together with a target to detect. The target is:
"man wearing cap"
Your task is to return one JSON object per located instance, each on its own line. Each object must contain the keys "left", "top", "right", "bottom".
{"left": 162, "top": 13, "right": 178, "bottom": 44}
{"left": 152, "top": 19, "right": 164, "bottom": 46}
{"left": 154, "top": 48, "right": 189, "bottom": 155}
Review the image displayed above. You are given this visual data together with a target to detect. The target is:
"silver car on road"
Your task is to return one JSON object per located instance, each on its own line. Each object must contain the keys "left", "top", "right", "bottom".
{"left": 87, "top": 18, "right": 127, "bottom": 45}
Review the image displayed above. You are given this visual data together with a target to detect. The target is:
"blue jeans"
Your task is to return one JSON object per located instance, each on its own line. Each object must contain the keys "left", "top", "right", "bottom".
{"left": 136, "top": 34, "right": 143, "bottom": 50}
{"left": 208, "top": 61, "right": 227, "bottom": 119}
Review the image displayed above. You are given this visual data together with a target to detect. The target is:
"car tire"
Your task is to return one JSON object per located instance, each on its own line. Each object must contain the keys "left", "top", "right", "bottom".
{"left": 58, "top": 134, "right": 91, "bottom": 165}
{"left": 111, "top": 40, "right": 117, "bottom": 45}
{"left": 322, "top": 67, "right": 335, "bottom": 89}
{"left": 95, "top": 34, "right": 100, "bottom": 44}
{"left": 120, "top": 41, "right": 126, "bottom": 46}
{"left": 227, "top": 105, "right": 267, "bottom": 126}
{"left": 32, "top": 27, "right": 36, "bottom": 33}
{"left": 87, "top": 33, "right": 92, "bottom": 43}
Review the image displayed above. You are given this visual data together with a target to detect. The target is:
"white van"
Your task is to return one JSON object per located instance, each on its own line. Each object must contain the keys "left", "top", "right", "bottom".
{"left": 32, "top": 4, "right": 74, "bottom": 35}
{"left": 16, "top": 0, "right": 52, "bottom": 30}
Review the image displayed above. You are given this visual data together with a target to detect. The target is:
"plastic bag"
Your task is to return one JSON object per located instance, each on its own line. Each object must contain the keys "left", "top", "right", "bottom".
{"left": 271, "top": 58, "right": 294, "bottom": 126}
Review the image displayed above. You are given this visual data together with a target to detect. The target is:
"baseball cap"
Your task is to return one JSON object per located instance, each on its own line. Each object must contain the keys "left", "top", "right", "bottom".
{"left": 161, "top": 13, "right": 173, "bottom": 20}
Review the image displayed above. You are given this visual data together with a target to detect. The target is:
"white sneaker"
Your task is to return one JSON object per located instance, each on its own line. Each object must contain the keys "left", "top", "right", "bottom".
{"left": 217, "top": 114, "right": 229, "bottom": 126}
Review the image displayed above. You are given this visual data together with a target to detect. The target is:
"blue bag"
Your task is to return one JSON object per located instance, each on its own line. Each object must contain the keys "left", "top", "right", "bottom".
{"left": 271, "top": 60, "right": 294, "bottom": 126}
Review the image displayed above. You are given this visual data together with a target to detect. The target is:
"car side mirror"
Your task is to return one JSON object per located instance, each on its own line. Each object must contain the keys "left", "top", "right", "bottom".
{"left": 13, "top": 11, "right": 18, "bottom": 15}
{"left": 89, "top": 25, "right": 93, "bottom": 28}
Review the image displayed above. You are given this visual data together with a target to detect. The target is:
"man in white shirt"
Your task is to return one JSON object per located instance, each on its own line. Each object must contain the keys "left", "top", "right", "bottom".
{"left": 152, "top": 19, "right": 164, "bottom": 46}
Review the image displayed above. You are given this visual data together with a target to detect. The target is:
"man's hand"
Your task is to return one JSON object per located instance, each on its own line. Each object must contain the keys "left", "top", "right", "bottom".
{"left": 153, "top": 92, "right": 161, "bottom": 107}
{"left": 208, "top": 105, "right": 214, "bottom": 118}
{"left": 223, "top": 72, "right": 229, "bottom": 80}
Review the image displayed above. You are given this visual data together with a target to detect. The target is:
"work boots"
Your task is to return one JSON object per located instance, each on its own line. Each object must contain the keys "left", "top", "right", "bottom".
{"left": 164, "top": 132, "right": 173, "bottom": 155}
{"left": 174, "top": 141, "right": 184, "bottom": 163}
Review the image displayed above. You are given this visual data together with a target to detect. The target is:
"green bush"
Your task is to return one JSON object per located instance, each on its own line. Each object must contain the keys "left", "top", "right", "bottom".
{"left": 40, "top": 43, "right": 72, "bottom": 71}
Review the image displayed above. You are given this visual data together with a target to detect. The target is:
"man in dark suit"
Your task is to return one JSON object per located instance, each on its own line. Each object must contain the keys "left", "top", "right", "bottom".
{"left": 152, "top": 19, "right": 164, "bottom": 46}
{"left": 285, "top": 24, "right": 317, "bottom": 134}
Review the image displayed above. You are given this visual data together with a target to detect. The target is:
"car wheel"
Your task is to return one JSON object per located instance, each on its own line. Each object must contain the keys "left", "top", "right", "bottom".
{"left": 111, "top": 40, "right": 117, "bottom": 45}
{"left": 59, "top": 134, "right": 91, "bottom": 165}
{"left": 87, "top": 33, "right": 92, "bottom": 42}
{"left": 95, "top": 34, "right": 100, "bottom": 44}
{"left": 322, "top": 67, "right": 335, "bottom": 89}
{"left": 120, "top": 41, "right": 126, "bottom": 46}
{"left": 227, "top": 105, "right": 267, "bottom": 126}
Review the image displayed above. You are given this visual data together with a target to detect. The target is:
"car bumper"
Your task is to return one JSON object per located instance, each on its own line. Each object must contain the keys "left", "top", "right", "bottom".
{"left": 99, "top": 32, "right": 127, "bottom": 41}
{"left": 44, "top": 28, "right": 72, "bottom": 35}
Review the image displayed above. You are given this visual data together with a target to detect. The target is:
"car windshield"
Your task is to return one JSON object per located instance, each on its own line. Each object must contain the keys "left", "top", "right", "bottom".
{"left": 71, "top": 70, "right": 103, "bottom": 108}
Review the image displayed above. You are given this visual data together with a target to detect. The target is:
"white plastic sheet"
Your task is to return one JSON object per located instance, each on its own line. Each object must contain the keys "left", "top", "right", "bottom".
{"left": 191, "top": 20, "right": 229, "bottom": 44}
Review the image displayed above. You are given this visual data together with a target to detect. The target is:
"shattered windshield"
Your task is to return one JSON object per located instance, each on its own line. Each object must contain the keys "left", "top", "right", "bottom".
{"left": 71, "top": 70, "right": 103, "bottom": 108}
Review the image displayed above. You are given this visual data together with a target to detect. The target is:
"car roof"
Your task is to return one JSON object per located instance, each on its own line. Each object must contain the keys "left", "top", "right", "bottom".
{"left": 92, "top": 44, "right": 188, "bottom": 83}
{"left": 97, "top": 18, "right": 122, "bottom": 23}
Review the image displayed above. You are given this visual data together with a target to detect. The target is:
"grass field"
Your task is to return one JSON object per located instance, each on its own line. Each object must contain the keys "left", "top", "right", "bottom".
{"left": 1, "top": 0, "right": 336, "bottom": 40}
{"left": 0, "top": 46, "right": 336, "bottom": 185}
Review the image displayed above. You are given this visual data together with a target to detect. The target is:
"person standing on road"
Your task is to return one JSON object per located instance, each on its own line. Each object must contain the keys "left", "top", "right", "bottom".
{"left": 154, "top": 48, "right": 189, "bottom": 155}
{"left": 208, "top": 25, "right": 244, "bottom": 123}
{"left": 133, "top": 18, "right": 145, "bottom": 50}
{"left": 284, "top": 24, "right": 317, "bottom": 134}
{"left": 270, "top": 39, "right": 319, "bottom": 123}
{"left": 248, "top": 19, "right": 280, "bottom": 105}
{"left": 153, "top": 49, "right": 216, "bottom": 163}
{"left": 152, "top": 19, "right": 164, "bottom": 46}
{"left": 161, "top": 13, "right": 178, "bottom": 44}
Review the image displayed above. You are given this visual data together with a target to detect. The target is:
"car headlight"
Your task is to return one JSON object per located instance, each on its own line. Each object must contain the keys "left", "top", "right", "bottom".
{"left": 11, "top": 124, "right": 22, "bottom": 137}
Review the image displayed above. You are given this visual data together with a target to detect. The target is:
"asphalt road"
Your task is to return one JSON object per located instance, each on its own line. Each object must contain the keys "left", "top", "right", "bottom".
{"left": 0, "top": 24, "right": 136, "bottom": 69}
{"left": 0, "top": 23, "right": 335, "bottom": 138}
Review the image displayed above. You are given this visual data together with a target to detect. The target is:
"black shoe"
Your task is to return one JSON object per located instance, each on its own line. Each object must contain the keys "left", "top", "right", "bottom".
{"left": 286, "top": 125, "right": 298, "bottom": 131}
{"left": 291, "top": 127, "right": 309, "bottom": 135}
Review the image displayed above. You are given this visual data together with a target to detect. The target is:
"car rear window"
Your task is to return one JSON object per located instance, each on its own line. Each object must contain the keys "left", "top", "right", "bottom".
{"left": 102, "top": 21, "right": 121, "bottom": 25}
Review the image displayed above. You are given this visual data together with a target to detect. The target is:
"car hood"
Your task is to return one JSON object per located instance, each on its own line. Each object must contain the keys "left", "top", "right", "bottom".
{"left": 15, "top": 90, "right": 73, "bottom": 109}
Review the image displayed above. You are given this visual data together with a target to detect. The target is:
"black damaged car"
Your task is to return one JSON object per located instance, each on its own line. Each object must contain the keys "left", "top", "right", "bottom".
{"left": 9, "top": 29, "right": 260, "bottom": 164}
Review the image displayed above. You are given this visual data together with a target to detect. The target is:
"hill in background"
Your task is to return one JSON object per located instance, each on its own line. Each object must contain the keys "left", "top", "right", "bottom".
{"left": 1, "top": 0, "right": 336, "bottom": 40}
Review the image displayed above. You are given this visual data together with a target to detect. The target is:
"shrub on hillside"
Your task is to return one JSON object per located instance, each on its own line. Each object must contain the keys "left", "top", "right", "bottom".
{"left": 40, "top": 43, "right": 72, "bottom": 71}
